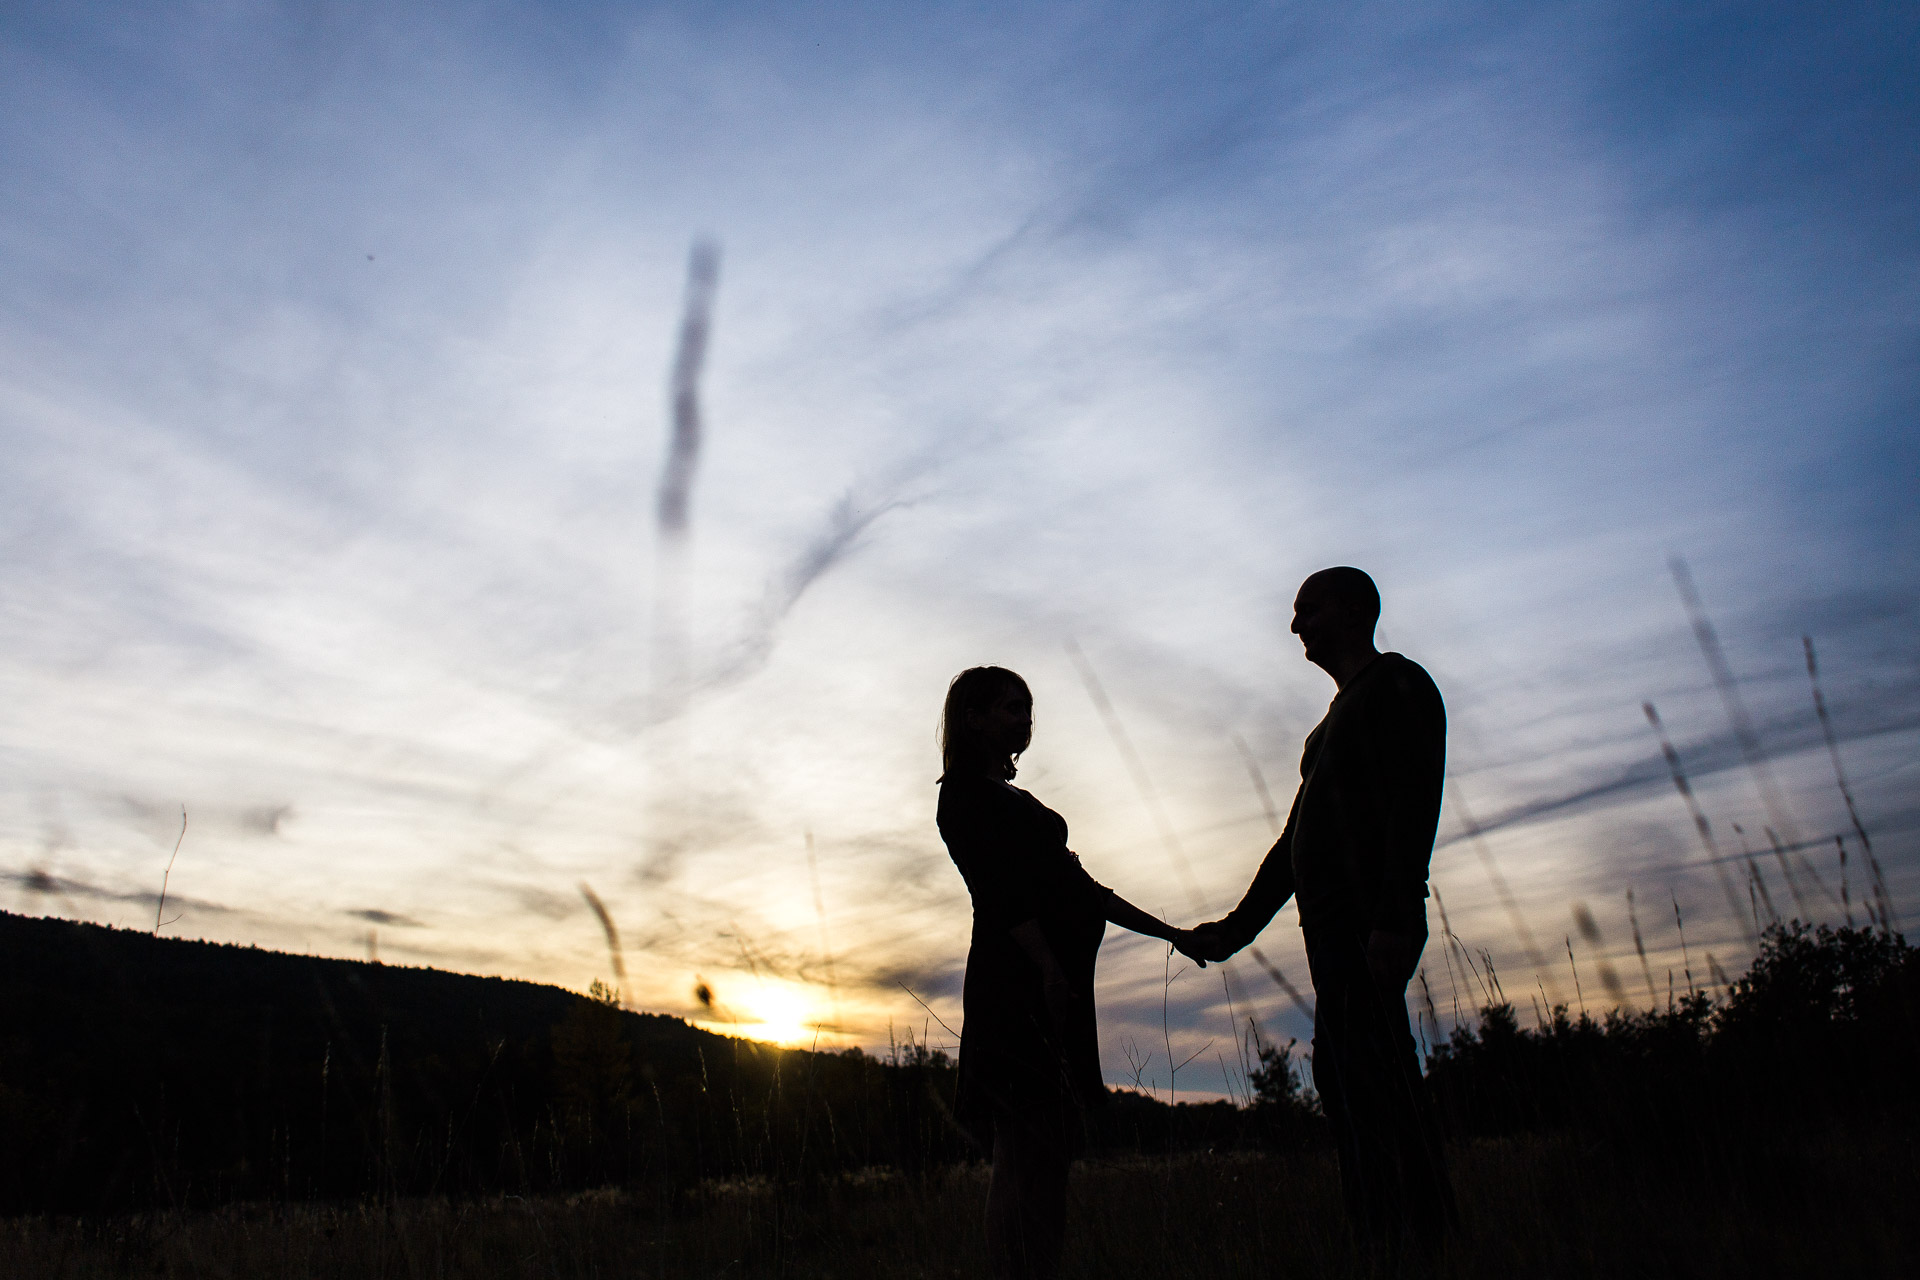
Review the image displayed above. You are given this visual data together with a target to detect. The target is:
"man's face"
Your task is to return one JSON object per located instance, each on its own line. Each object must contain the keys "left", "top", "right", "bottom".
{"left": 1290, "top": 582, "right": 1349, "bottom": 665}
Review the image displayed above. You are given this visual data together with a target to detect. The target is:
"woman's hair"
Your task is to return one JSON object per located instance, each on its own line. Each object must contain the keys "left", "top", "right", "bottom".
{"left": 939, "top": 666, "right": 1030, "bottom": 781}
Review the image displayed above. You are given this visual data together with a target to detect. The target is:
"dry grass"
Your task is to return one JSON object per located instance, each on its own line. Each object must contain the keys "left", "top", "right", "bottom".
{"left": 5, "top": 1123, "right": 1911, "bottom": 1280}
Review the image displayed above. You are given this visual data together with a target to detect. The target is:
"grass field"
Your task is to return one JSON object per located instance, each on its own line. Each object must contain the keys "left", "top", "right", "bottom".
{"left": 7, "top": 917, "right": 1912, "bottom": 1277}
{"left": 7, "top": 1120, "right": 1911, "bottom": 1279}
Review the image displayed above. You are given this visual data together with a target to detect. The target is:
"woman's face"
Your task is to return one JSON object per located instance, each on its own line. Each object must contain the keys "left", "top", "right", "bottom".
{"left": 969, "top": 684, "right": 1033, "bottom": 758}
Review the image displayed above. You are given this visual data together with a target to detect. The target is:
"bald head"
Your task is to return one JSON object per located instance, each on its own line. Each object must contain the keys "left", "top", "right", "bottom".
{"left": 1291, "top": 567, "right": 1382, "bottom": 687}
{"left": 1300, "top": 566, "right": 1380, "bottom": 627}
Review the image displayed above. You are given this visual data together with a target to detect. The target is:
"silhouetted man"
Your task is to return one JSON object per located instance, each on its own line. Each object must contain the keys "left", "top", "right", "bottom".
{"left": 1191, "top": 566, "right": 1455, "bottom": 1257}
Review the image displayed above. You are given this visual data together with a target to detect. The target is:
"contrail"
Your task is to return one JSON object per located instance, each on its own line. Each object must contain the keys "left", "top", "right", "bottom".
{"left": 656, "top": 241, "right": 720, "bottom": 540}
{"left": 698, "top": 494, "right": 900, "bottom": 692}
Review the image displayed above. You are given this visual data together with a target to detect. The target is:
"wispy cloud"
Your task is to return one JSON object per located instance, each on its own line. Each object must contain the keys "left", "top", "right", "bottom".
{"left": 0, "top": 1, "right": 1913, "bottom": 1095}
{"left": 345, "top": 908, "right": 426, "bottom": 928}
{"left": 3, "top": 868, "right": 235, "bottom": 918}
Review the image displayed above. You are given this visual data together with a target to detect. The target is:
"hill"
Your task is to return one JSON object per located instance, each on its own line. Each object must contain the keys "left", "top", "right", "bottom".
{"left": 0, "top": 911, "right": 964, "bottom": 1211}
{"left": 12, "top": 907, "right": 1906, "bottom": 1227}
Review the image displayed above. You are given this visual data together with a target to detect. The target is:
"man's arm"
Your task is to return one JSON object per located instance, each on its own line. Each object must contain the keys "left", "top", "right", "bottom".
{"left": 1368, "top": 662, "right": 1446, "bottom": 939}
{"left": 1191, "top": 793, "right": 1299, "bottom": 960}
{"left": 1355, "top": 662, "right": 1445, "bottom": 987}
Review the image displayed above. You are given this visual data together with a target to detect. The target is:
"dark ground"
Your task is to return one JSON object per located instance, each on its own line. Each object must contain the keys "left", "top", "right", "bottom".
{"left": 6, "top": 913, "right": 1914, "bottom": 1277}
{"left": 5, "top": 1120, "right": 1914, "bottom": 1279}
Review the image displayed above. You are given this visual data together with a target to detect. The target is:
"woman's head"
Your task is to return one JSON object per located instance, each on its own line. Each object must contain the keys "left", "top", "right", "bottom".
{"left": 940, "top": 666, "right": 1032, "bottom": 780}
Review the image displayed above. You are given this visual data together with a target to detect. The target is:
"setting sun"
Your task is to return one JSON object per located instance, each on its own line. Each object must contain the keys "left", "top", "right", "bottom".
{"left": 741, "top": 984, "right": 818, "bottom": 1048}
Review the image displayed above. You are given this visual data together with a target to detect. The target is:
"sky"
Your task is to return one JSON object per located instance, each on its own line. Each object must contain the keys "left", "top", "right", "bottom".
{"left": 3, "top": 0, "right": 1916, "bottom": 1099}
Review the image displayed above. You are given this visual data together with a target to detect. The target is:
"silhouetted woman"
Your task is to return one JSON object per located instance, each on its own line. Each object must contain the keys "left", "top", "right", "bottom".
{"left": 937, "top": 665, "right": 1195, "bottom": 1280}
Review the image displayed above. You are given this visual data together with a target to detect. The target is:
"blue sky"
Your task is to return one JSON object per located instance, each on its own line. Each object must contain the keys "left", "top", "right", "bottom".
{"left": 3, "top": 0, "right": 1915, "bottom": 1095}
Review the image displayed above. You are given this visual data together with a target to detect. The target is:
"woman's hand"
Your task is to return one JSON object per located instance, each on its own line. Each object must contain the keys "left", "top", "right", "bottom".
{"left": 1011, "top": 919, "right": 1081, "bottom": 1035}
{"left": 1042, "top": 968, "right": 1080, "bottom": 1036}
{"left": 1170, "top": 929, "right": 1211, "bottom": 969}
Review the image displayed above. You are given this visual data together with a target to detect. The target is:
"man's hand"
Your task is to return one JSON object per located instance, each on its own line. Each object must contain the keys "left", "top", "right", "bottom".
{"left": 1186, "top": 921, "right": 1242, "bottom": 964}
{"left": 1365, "top": 928, "right": 1418, "bottom": 991}
{"left": 1169, "top": 929, "right": 1210, "bottom": 969}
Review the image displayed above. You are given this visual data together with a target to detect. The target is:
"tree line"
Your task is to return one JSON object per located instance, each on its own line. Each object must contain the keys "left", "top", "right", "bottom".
{"left": 2, "top": 911, "right": 1910, "bottom": 1215}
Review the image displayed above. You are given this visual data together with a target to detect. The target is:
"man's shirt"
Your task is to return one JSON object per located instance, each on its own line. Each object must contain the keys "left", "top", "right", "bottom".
{"left": 1221, "top": 652, "right": 1446, "bottom": 940}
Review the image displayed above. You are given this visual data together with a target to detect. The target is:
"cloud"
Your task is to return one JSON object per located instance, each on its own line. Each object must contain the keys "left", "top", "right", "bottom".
{"left": 344, "top": 908, "right": 427, "bottom": 928}
{"left": 695, "top": 493, "right": 904, "bottom": 692}
{"left": 500, "top": 884, "right": 583, "bottom": 921}
{"left": 239, "top": 805, "right": 295, "bottom": 836}
{"left": 0, "top": 0, "right": 1913, "bottom": 1092}
{"left": 3, "top": 867, "right": 234, "bottom": 917}
{"left": 1443, "top": 679, "right": 1920, "bottom": 850}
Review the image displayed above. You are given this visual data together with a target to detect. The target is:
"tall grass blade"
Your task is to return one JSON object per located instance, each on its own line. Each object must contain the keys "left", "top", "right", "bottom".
{"left": 1452, "top": 784, "right": 1562, "bottom": 1003}
{"left": 152, "top": 807, "right": 187, "bottom": 934}
{"left": 805, "top": 831, "right": 843, "bottom": 1037}
{"left": 1644, "top": 701, "right": 1757, "bottom": 945}
{"left": 579, "top": 883, "right": 627, "bottom": 1007}
{"left": 1805, "top": 636, "right": 1899, "bottom": 931}
{"left": 1668, "top": 557, "right": 1805, "bottom": 848}
{"left": 1628, "top": 886, "right": 1659, "bottom": 1008}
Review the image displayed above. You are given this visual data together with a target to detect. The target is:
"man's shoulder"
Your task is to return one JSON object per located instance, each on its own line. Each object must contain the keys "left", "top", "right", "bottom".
{"left": 1378, "top": 651, "right": 1437, "bottom": 685}
{"left": 1366, "top": 653, "right": 1444, "bottom": 712}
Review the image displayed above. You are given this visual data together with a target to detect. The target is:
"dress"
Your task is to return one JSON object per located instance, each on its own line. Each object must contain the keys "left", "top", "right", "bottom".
{"left": 937, "top": 772, "right": 1113, "bottom": 1149}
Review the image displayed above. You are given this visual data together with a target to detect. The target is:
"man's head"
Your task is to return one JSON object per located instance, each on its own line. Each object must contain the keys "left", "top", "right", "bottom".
{"left": 1291, "top": 567, "right": 1381, "bottom": 676}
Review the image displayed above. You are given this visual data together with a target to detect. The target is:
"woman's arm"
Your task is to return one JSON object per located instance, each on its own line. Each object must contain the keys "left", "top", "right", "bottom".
{"left": 1010, "top": 918, "right": 1070, "bottom": 983}
{"left": 1104, "top": 891, "right": 1181, "bottom": 945}
{"left": 1105, "top": 891, "right": 1215, "bottom": 966}
{"left": 1010, "top": 918, "right": 1080, "bottom": 1035}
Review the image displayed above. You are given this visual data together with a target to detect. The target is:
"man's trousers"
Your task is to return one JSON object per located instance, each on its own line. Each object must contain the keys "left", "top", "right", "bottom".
{"left": 1305, "top": 921, "right": 1456, "bottom": 1252}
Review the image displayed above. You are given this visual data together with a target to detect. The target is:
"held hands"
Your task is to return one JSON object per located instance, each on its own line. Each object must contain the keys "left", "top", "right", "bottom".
{"left": 1171, "top": 921, "right": 1240, "bottom": 968}
{"left": 1191, "top": 921, "right": 1241, "bottom": 963}
{"left": 1173, "top": 925, "right": 1417, "bottom": 981}
{"left": 1168, "top": 929, "right": 1207, "bottom": 969}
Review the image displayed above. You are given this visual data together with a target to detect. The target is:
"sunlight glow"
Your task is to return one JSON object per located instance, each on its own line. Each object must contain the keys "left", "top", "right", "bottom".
{"left": 741, "top": 983, "right": 818, "bottom": 1047}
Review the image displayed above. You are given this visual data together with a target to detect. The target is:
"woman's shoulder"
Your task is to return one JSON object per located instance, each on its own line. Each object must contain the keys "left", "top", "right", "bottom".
{"left": 940, "top": 769, "right": 1025, "bottom": 794}
{"left": 938, "top": 772, "right": 1017, "bottom": 819}
{"left": 940, "top": 776, "right": 1060, "bottom": 839}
